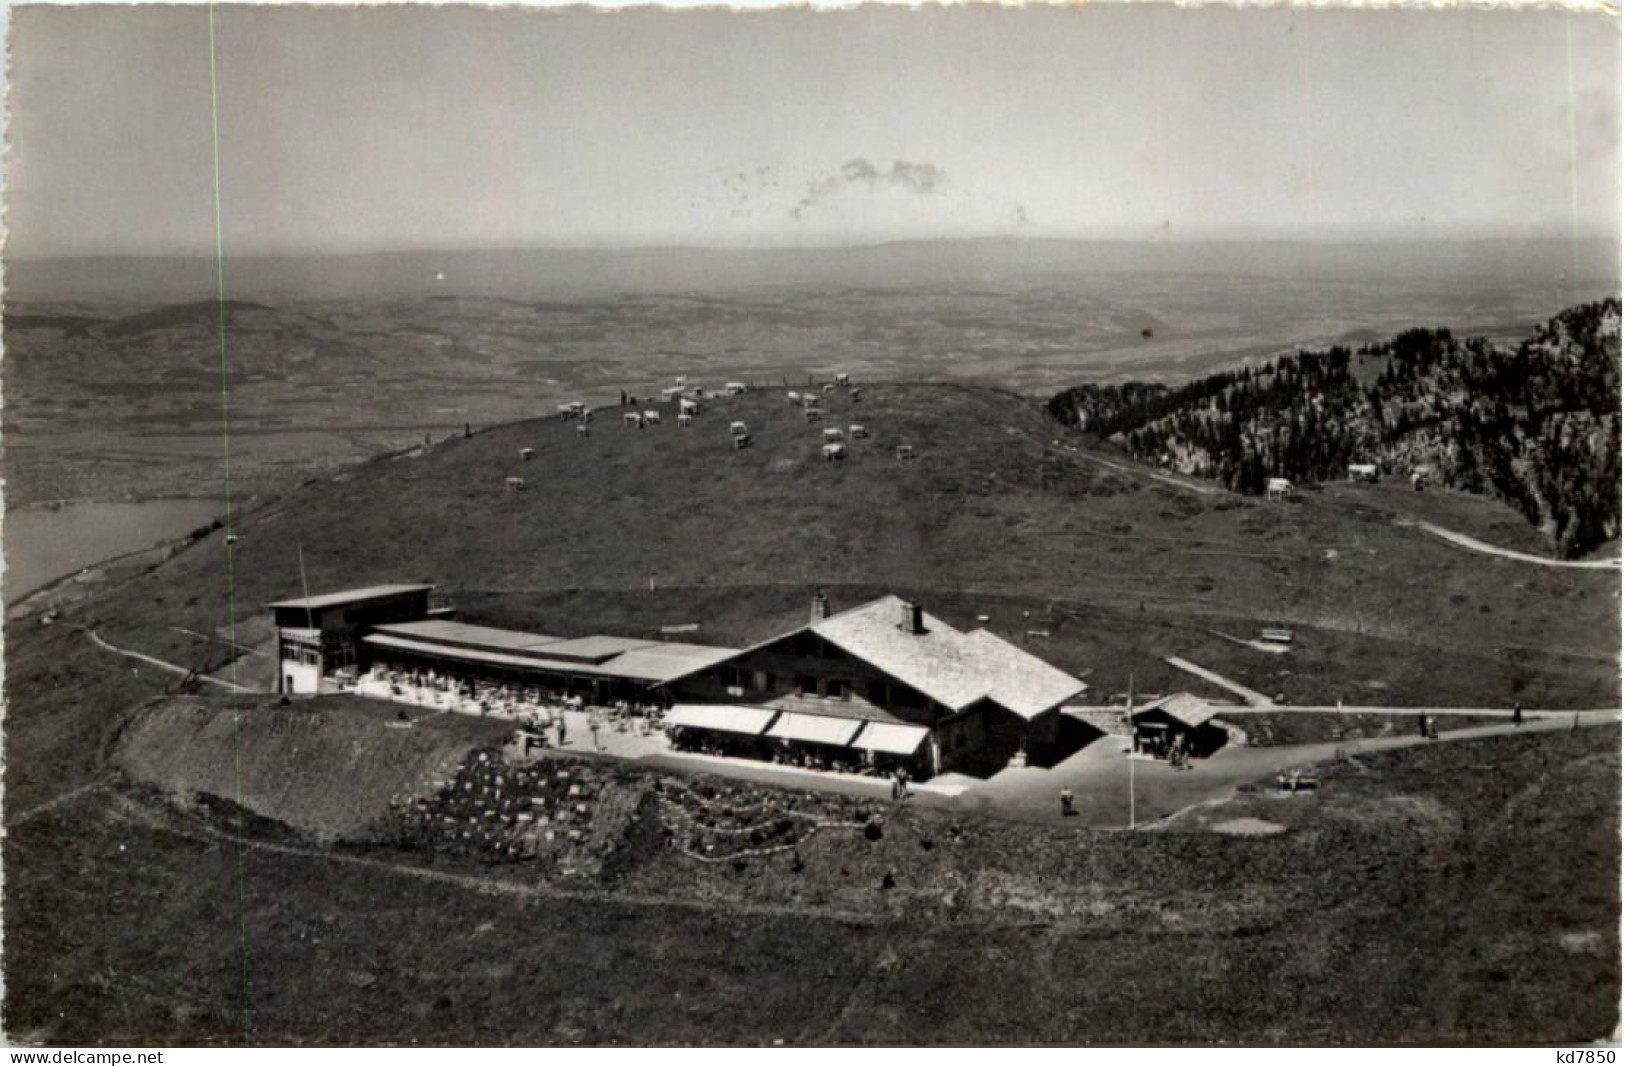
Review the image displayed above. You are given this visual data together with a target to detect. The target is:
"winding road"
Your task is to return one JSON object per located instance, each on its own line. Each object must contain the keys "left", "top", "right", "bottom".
{"left": 85, "top": 628, "right": 254, "bottom": 693}
{"left": 1400, "top": 518, "right": 1621, "bottom": 570}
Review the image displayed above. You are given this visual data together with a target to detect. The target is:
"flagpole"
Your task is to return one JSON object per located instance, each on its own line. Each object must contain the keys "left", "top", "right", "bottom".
{"left": 1127, "top": 671, "right": 1136, "bottom": 830}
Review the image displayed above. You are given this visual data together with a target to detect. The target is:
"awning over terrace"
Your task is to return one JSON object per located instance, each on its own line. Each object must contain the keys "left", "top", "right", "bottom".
{"left": 850, "top": 721, "right": 930, "bottom": 756}
{"left": 665, "top": 705, "right": 930, "bottom": 765}
{"left": 766, "top": 712, "right": 864, "bottom": 747}
{"left": 665, "top": 704, "right": 778, "bottom": 736}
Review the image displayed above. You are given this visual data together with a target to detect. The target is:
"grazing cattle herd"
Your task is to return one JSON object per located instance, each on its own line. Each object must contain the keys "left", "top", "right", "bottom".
{"left": 513, "top": 374, "right": 902, "bottom": 490}
{"left": 533, "top": 374, "right": 1325, "bottom": 493}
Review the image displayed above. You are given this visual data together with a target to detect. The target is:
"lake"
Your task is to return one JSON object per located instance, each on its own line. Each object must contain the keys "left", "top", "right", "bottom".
{"left": 6, "top": 497, "right": 228, "bottom": 601}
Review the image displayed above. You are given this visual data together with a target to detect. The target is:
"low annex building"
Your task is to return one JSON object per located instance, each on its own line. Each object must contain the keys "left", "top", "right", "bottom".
{"left": 361, "top": 619, "right": 739, "bottom": 704}
{"left": 269, "top": 585, "right": 736, "bottom": 700}
{"left": 665, "top": 593, "right": 1089, "bottom": 776}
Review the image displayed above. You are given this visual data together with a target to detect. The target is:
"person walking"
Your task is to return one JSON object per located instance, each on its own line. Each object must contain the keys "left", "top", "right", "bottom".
{"left": 589, "top": 712, "right": 603, "bottom": 752}
{"left": 554, "top": 712, "right": 568, "bottom": 747}
{"left": 1512, "top": 701, "right": 1524, "bottom": 728}
{"left": 1059, "top": 787, "right": 1075, "bottom": 817}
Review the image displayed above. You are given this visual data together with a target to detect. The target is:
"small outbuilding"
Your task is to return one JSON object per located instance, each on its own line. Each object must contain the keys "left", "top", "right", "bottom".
{"left": 1131, "top": 692, "right": 1227, "bottom": 760}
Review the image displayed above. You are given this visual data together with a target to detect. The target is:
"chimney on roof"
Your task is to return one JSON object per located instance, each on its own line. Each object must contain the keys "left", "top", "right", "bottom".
{"left": 900, "top": 599, "right": 925, "bottom": 635}
{"left": 810, "top": 588, "right": 831, "bottom": 623}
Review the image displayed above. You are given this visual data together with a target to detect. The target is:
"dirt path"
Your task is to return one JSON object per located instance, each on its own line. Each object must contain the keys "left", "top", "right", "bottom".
{"left": 6, "top": 779, "right": 110, "bottom": 829}
{"left": 1220, "top": 705, "right": 1619, "bottom": 719}
{"left": 86, "top": 628, "right": 255, "bottom": 693}
{"left": 1068, "top": 445, "right": 1220, "bottom": 497}
{"left": 964, "top": 712, "right": 1619, "bottom": 829}
{"left": 1164, "top": 655, "right": 1276, "bottom": 706}
{"left": 1399, "top": 519, "right": 1621, "bottom": 570}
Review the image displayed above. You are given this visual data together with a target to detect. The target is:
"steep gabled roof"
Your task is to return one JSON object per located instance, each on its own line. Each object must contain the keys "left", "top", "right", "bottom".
{"left": 1136, "top": 692, "right": 1216, "bottom": 728}
{"left": 810, "top": 597, "right": 987, "bottom": 710}
{"left": 809, "top": 596, "right": 1085, "bottom": 720}
{"left": 958, "top": 628, "right": 1091, "bottom": 718}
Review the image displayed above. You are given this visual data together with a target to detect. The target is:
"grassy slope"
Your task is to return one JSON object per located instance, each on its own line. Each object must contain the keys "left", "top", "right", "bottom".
{"left": 87, "top": 382, "right": 1617, "bottom": 708}
{"left": 111, "top": 696, "right": 511, "bottom": 841}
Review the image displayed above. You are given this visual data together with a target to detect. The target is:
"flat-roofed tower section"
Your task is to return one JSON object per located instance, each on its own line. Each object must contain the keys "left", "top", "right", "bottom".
{"left": 269, "top": 584, "right": 433, "bottom": 695}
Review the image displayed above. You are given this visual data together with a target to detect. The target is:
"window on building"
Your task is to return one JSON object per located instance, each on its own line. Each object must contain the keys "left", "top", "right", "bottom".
{"left": 753, "top": 670, "right": 773, "bottom": 693}
{"left": 718, "top": 666, "right": 743, "bottom": 688}
{"left": 827, "top": 678, "right": 849, "bottom": 700}
{"left": 797, "top": 675, "right": 819, "bottom": 696}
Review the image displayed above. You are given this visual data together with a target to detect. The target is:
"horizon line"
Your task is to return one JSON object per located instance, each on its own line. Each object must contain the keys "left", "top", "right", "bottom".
{"left": 10, "top": 231, "right": 1622, "bottom": 263}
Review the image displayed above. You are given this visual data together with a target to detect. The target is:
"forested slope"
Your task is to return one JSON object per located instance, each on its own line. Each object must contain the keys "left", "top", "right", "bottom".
{"left": 1048, "top": 300, "right": 1622, "bottom": 557}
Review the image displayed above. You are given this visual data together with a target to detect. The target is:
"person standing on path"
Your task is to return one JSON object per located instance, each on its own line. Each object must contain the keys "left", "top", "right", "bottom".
{"left": 555, "top": 712, "right": 568, "bottom": 747}
{"left": 1060, "top": 788, "right": 1075, "bottom": 817}
{"left": 1512, "top": 701, "right": 1524, "bottom": 727}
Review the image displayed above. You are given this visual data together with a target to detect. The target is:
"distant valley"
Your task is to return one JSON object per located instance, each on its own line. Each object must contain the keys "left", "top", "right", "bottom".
{"left": 5, "top": 239, "right": 1616, "bottom": 507}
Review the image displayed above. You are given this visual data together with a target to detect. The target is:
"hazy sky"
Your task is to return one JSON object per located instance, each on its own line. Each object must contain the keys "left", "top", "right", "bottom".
{"left": 8, "top": 4, "right": 1620, "bottom": 257}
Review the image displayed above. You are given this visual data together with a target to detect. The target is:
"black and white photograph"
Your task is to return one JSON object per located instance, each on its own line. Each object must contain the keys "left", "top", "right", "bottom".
{"left": 2, "top": 0, "right": 1620, "bottom": 1047}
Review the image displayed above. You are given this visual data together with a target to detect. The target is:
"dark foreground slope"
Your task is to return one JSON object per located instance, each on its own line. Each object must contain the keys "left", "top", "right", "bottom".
{"left": 8, "top": 694, "right": 1619, "bottom": 1044}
